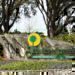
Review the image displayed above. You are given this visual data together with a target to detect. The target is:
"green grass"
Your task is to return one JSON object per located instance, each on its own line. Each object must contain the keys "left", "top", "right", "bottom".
{"left": 0, "top": 61, "right": 72, "bottom": 70}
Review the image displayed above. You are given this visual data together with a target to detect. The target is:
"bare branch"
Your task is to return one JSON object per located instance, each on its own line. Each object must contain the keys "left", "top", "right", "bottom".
{"left": 9, "top": 7, "right": 19, "bottom": 30}
{"left": 36, "top": 0, "right": 47, "bottom": 16}
{"left": 38, "top": 5, "right": 47, "bottom": 25}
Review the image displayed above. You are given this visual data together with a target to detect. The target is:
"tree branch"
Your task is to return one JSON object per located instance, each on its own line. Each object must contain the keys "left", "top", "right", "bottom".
{"left": 9, "top": 7, "right": 19, "bottom": 30}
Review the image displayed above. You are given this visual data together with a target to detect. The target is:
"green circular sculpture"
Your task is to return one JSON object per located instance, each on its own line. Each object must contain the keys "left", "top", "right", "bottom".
{"left": 28, "top": 33, "right": 41, "bottom": 46}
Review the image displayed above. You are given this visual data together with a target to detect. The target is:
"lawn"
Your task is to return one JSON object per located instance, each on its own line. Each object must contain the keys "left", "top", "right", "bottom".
{"left": 0, "top": 60, "right": 72, "bottom": 70}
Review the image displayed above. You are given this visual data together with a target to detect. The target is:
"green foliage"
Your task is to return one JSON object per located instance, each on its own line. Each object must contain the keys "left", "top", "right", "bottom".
{"left": 35, "top": 32, "right": 43, "bottom": 35}
{"left": 26, "top": 46, "right": 75, "bottom": 57}
{"left": 0, "top": 61, "right": 71, "bottom": 70}
{"left": 0, "top": 61, "right": 50, "bottom": 70}
{"left": 14, "top": 29, "right": 21, "bottom": 34}
{"left": 54, "top": 33, "right": 75, "bottom": 44}
{"left": 26, "top": 37, "right": 52, "bottom": 56}
{"left": 25, "top": 32, "right": 30, "bottom": 35}
{"left": 56, "top": 54, "right": 66, "bottom": 59}
{"left": 26, "top": 34, "right": 75, "bottom": 57}
{"left": 26, "top": 46, "right": 41, "bottom": 57}
{"left": 42, "top": 47, "right": 52, "bottom": 55}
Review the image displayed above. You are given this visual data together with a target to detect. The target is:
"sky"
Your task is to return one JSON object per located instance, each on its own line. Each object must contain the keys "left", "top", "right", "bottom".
{"left": 10, "top": 4, "right": 47, "bottom": 35}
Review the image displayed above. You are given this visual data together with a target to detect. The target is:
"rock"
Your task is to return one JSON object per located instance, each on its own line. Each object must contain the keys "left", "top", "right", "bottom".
{"left": 3, "top": 47, "right": 10, "bottom": 59}
{"left": 46, "top": 37, "right": 74, "bottom": 49}
{"left": 19, "top": 47, "right": 25, "bottom": 57}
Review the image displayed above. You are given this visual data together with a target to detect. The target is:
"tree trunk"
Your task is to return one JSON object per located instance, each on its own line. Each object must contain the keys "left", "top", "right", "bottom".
{"left": 0, "top": 26, "right": 3, "bottom": 33}
{"left": 47, "top": 24, "right": 54, "bottom": 38}
{"left": 4, "top": 22, "right": 9, "bottom": 33}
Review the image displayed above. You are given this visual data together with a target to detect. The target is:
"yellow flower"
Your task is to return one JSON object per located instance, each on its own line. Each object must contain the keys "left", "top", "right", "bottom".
{"left": 28, "top": 33, "right": 41, "bottom": 46}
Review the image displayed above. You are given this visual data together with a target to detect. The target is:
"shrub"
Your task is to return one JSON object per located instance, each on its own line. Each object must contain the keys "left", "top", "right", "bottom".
{"left": 54, "top": 33, "right": 75, "bottom": 44}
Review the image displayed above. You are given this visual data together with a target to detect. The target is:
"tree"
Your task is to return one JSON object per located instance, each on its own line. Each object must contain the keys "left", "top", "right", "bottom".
{"left": 0, "top": 0, "right": 28, "bottom": 59}
{"left": 14, "top": 29, "right": 21, "bottom": 33}
{"left": 0, "top": 0, "right": 27, "bottom": 33}
{"left": 36, "top": 0, "right": 75, "bottom": 37}
{"left": 0, "top": 0, "right": 37, "bottom": 59}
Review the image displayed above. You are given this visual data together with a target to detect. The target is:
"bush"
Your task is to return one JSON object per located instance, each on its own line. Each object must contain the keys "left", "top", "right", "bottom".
{"left": 26, "top": 46, "right": 41, "bottom": 56}
{"left": 54, "top": 33, "right": 75, "bottom": 44}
